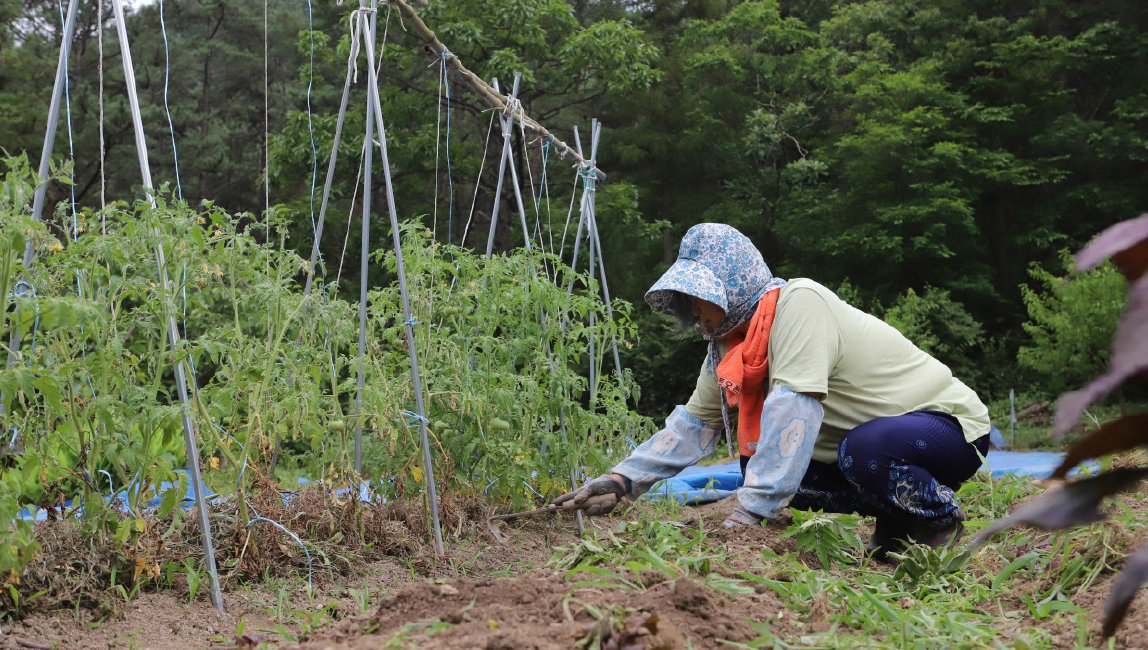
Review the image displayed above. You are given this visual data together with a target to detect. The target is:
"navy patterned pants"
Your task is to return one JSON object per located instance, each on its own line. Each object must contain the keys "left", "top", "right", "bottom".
{"left": 746, "top": 410, "right": 989, "bottom": 526}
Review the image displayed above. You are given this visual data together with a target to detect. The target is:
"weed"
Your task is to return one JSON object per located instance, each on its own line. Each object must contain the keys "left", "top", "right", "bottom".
{"left": 780, "top": 509, "right": 864, "bottom": 568}
{"left": 112, "top": 627, "right": 144, "bottom": 650}
{"left": 181, "top": 557, "right": 206, "bottom": 604}
{"left": 4, "top": 584, "right": 46, "bottom": 621}
{"left": 349, "top": 586, "right": 372, "bottom": 615}
{"left": 381, "top": 620, "right": 455, "bottom": 648}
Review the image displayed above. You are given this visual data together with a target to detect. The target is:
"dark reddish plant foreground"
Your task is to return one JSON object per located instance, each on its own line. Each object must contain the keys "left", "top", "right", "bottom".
{"left": 967, "top": 213, "right": 1148, "bottom": 636}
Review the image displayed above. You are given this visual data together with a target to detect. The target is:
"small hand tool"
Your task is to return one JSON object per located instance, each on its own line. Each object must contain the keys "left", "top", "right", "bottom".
{"left": 486, "top": 493, "right": 615, "bottom": 543}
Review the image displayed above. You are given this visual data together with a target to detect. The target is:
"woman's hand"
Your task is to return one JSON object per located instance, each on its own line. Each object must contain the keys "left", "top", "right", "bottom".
{"left": 550, "top": 474, "right": 627, "bottom": 516}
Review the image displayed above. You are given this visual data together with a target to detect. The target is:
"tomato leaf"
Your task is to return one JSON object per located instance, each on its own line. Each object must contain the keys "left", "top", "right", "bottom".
{"left": 33, "top": 376, "right": 63, "bottom": 411}
{"left": 968, "top": 468, "right": 1148, "bottom": 551}
{"left": 1052, "top": 413, "right": 1148, "bottom": 479}
{"left": 1103, "top": 541, "right": 1148, "bottom": 637}
{"left": 1055, "top": 275, "right": 1148, "bottom": 436}
{"left": 1076, "top": 213, "right": 1148, "bottom": 280}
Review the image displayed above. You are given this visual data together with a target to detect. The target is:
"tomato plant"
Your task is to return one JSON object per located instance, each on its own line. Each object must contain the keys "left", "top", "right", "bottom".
{"left": 0, "top": 155, "right": 654, "bottom": 575}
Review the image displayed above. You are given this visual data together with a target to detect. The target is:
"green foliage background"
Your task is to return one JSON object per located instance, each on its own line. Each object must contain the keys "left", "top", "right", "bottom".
{"left": 4, "top": 0, "right": 1146, "bottom": 414}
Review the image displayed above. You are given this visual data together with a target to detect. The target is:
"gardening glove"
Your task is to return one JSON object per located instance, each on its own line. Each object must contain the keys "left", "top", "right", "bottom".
{"left": 551, "top": 474, "right": 627, "bottom": 516}
{"left": 723, "top": 505, "right": 765, "bottom": 528}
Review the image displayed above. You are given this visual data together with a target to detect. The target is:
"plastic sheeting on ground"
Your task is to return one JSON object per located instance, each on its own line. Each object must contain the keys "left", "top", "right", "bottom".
{"left": 640, "top": 450, "right": 1099, "bottom": 505}
{"left": 15, "top": 473, "right": 381, "bottom": 521}
{"left": 17, "top": 468, "right": 214, "bottom": 521}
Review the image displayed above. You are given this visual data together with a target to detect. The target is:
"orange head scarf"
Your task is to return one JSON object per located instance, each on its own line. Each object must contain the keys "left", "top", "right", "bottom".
{"left": 716, "top": 289, "right": 781, "bottom": 457}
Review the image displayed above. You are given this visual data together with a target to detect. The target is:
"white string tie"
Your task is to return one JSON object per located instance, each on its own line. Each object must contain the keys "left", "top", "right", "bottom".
{"left": 348, "top": 4, "right": 376, "bottom": 83}
{"left": 502, "top": 95, "right": 521, "bottom": 121}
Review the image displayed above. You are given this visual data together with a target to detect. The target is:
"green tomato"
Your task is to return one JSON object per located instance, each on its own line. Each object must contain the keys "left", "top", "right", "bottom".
{"left": 441, "top": 306, "right": 463, "bottom": 317}
{"left": 328, "top": 420, "right": 346, "bottom": 434}
{"left": 489, "top": 417, "right": 511, "bottom": 432}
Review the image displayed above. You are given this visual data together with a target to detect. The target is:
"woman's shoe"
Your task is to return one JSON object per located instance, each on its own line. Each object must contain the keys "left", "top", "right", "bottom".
{"left": 867, "top": 509, "right": 967, "bottom": 562}
{"left": 904, "top": 508, "right": 967, "bottom": 550}
{"left": 865, "top": 517, "right": 908, "bottom": 561}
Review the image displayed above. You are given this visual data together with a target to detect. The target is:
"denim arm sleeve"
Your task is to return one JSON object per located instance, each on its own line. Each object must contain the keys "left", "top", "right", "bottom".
{"left": 737, "top": 386, "right": 825, "bottom": 518}
{"left": 612, "top": 406, "right": 721, "bottom": 499}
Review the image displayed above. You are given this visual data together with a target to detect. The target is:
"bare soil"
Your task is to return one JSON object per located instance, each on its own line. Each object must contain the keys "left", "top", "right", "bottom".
{"left": 6, "top": 490, "right": 1148, "bottom": 649}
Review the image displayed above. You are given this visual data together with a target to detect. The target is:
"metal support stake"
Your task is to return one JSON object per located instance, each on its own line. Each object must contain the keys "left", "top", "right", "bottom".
{"left": 111, "top": 0, "right": 223, "bottom": 611}
{"left": 28, "top": 0, "right": 78, "bottom": 240}
{"left": 584, "top": 123, "right": 623, "bottom": 381}
{"left": 491, "top": 77, "right": 534, "bottom": 251}
{"left": 362, "top": 12, "right": 446, "bottom": 555}
{"left": 300, "top": 27, "right": 358, "bottom": 301}
{"left": 560, "top": 128, "right": 589, "bottom": 328}
{"left": 352, "top": 4, "right": 378, "bottom": 477}
{"left": 585, "top": 122, "right": 600, "bottom": 409}
{"left": 484, "top": 74, "right": 523, "bottom": 258}
{"left": 273, "top": 8, "right": 363, "bottom": 473}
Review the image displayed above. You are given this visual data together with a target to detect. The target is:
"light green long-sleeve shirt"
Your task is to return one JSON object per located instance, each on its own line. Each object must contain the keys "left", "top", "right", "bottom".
{"left": 686, "top": 279, "right": 990, "bottom": 465}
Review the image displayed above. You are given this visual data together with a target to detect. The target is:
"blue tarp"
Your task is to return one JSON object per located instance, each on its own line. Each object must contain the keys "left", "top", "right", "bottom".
{"left": 15, "top": 472, "right": 383, "bottom": 521}
{"left": 17, "top": 468, "right": 214, "bottom": 521}
{"left": 989, "top": 424, "right": 1008, "bottom": 449}
{"left": 641, "top": 450, "right": 1099, "bottom": 505}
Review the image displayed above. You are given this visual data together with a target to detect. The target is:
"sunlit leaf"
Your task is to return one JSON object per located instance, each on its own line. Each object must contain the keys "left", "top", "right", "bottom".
{"left": 1055, "top": 275, "right": 1148, "bottom": 436}
{"left": 1053, "top": 414, "right": 1148, "bottom": 479}
{"left": 968, "top": 468, "right": 1148, "bottom": 551}
{"left": 1103, "top": 541, "right": 1148, "bottom": 637}
{"left": 1077, "top": 213, "right": 1148, "bottom": 281}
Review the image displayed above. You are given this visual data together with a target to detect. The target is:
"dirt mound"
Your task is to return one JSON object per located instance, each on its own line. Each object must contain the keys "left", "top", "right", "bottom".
{"left": 284, "top": 573, "right": 767, "bottom": 650}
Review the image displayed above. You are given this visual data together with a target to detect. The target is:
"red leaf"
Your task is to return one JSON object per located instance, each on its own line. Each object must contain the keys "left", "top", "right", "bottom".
{"left": 1052, "top": 414, "right": 1148, "bottom": 479}
{"left": 1103, "top": 541, "right": 1148, "bottom": 637}
{"left": 1054, "top": 275, "right": 1148, "bottom": 436}
{"left": 1077, "top": 213, "right": 1148, "bottom": 280}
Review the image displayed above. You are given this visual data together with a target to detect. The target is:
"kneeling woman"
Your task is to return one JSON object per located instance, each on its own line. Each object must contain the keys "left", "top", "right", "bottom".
{"left": 555, "top": 223, "right": 990, "bottom": 557}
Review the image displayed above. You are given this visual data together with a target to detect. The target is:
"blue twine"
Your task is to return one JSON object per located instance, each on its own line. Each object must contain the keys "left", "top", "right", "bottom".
{"left": 523, "top": 480, "right": 544, "bottom": 499}
{"left": 98, "top": 469, "right": 113, "bottom": 495}
{"left": 159, "top": 0, "right": 183, "bottom": 202}
{"left": 400, "top": 410, "right": 428, "bottom": 427}
{"left": 404, "top": 315, "right": 422, "bottom": 326}
{"left": 578, "top": 165, "right": 598, "bottom": 187}
{"left": 305, "top": 0, "right": 319, "bottom": 247}
{"left": 235, "top": 451, "right": 250, "bottom": 493}
{"left": 246, "top": 514, "right": 313, "bottom": 593}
